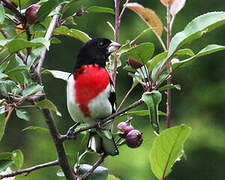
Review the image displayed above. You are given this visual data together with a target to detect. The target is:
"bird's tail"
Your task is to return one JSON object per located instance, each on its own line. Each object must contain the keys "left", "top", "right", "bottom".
{"left": 88, "top": 129, "right": 119, "bottom": 156}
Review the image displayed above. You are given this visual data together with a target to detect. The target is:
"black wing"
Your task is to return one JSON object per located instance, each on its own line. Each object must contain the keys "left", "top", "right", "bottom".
{"left": 108, "top": 77, "right": 116, "bottom": 113}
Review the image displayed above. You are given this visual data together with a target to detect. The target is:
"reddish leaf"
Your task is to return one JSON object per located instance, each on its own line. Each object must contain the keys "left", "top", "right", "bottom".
{"left": 126, "top": 3, "right": 163, "bottom": 36}
{"left": 160, "top": 0, "right": 175, "bottom": 6}
{"left": 170, "top": 0, "right": 186, "bottom": 16}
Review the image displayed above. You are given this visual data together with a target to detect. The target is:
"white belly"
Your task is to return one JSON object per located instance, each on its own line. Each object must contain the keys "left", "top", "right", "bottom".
{"left": 67, "top": 75, "right": 112, "bottom": 125}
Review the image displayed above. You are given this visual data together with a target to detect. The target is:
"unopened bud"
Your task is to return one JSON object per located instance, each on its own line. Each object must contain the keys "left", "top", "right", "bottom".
{"left": 127, "top": 58, "right": 143, "bottom": 69}
{"left": 125, "top": 130, "right": 143, "bottom": 148}
{"left": 117, "top": 122, "right": 134, "bottom": 138}
{"left": 25, "top": 4, "right": 41, "bottom": 24}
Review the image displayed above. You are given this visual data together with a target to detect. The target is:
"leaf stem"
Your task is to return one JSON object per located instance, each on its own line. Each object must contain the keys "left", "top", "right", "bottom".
{"left": 117, "top": 85, "right": 135, "bottom": 111}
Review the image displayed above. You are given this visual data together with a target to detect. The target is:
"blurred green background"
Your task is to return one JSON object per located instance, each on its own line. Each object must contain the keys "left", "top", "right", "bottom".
{"left": 1, "top": 0, "right": 225, "bottom": 179}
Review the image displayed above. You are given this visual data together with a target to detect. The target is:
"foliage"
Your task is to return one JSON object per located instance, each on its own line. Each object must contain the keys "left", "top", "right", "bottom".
{"left": 0, "top": 0, "right": 224, "bottom": 179}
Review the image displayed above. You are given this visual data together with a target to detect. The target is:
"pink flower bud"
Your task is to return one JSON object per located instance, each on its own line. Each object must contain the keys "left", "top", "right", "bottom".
{"left": 125, "top": 130, "right": 143, "bottom": 148}
{"left": 117, "top": 122, "right": 134, "bottom": 138}
{"left": 25, "top": 4, "right": 41, "bottom": 24}
{"left": 127, "top": 58, "right": 143, "bottom": 69}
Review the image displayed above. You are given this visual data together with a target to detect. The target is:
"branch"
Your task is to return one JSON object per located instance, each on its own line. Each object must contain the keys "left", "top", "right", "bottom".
{"left": 33, "top": 4, "right": 76, "bottom": 180}
{"left": 0, "top": 160, "right": 59, "bottom": 179}
{"left": 112, "top": 0, "right": 121, "bottom": 85}
{"left": 41, "top": 109, "right": 76, "bottom": 179}
{"left": 1, "top": 0, "right": 26, "bottom": 24}
{"left": 36, "top": 5, "right": 63, "bottom": 74}
{"left": 61, "top": 99, "right": 144, "bottom": 140}
{"left": 79, "top": 153, "right": 107, "bottom": 179}
{"left": 165, "top": 5, "right": 173, "bottom": 129}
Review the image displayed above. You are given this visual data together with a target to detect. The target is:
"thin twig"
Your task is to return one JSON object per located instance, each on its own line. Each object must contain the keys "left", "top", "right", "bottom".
{"left": 36, "top": 5, "right": 63, "bottom": 74}
{"left": 80, "top": 153, "right": 107, "bottom": 179}
{"left": 0, "top": 160, "right": 59, "bottom": 179}
{"left": 112, "top": 0, "right": 121, "bottom": 85}
{"left": 1, "top": 0, "right": 26, "bottom": 24}
{"left": 116, "top": 85, "right": 135, "bottom": 111}
{"left": 119, "top": 0, "right": 130, "bottom": 19}
{"left": 165, "top": 5, "right": 173, "bottom": 129}
{"left": 60, "top": 99, "right": 144, "bottom": 140}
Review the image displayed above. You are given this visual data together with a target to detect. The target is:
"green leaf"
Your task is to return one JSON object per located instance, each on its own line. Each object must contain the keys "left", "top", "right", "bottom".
{"left": 0, "top": 152, "right": 12, "bottom": 160}
{"left": 174, "top": 48, "right": 195, "bottom": 57}
{"left": 45, "top": 69, "right": 70, "bottom": 81}
{"left": 11, "top": 0, "right": 30, "bottom": 7}
{"left": 0, "top": 112, "right": 6, "bottom": 141}
{"left": 149, "top": 48, "right": 194, "bottom": 80}
{"left": 0, "top": 160, "right": 13, "bottom": 172}
{"left": 79, "top": 164, "right": 109, "bottom": 180}
{"left": 51, "top": 37, "right": 62, "bottom": 44}
{"left": 126, "top": 110, "right": 167, "bottom": 117}
{"left": 158, "top": 84, "right": 181, "bottom": 91}
{"left": 87, "top": 6, "right": 115, "bottom": 15}
{"left": 6, "top": 38, "right": 50, "bottom": 53}
{"left": 149, "top": 124, "right": 191, "bottom": 179}
{"left": 173, "top": 44, "right": 225, "bottom": 69}
{"left": 12, "top": 149, "right": 24, "bottom": 169}
{"left": 142, "top": 91, "right": 162, "bottom": 133}
{"left": 54, "top": 26, "right": 91, "bottom": 43}
{"left": 168, "top": 11, "right": 225, "bottom": 57}
{"left": 5, "top": 66, "right": 28, "bottom": 84}
{"left": 121, "top": 42, "right": 155, "bottom": 64}
{"left": 15, "top": 54, "right": 25, "bottom": 66}
{"left": 27, "top": 47, "right": 44, "bottom": 69}
{"left": 37, "top": 0, "right": 67, "bottom": 22}
{"left": 22, "top": 84, "right": 43, "bottom": 97}
{"left": 0, "top": 60, "right": 10, "bottom": 72}
{"left": 31, "top": 24, "right": 46, "bottom": 32}
{"left": 31, "top": 38, "right": 50, "bottom": 50}
{"left": 15, "top": 109, "right": 29, "bottom": 121}
{"left": 35, "top": 99, "right": 62, "bottom": 116}
{"left": 0, "top": 4, "right": 5, "bottom": 24}
{"left": 22, "top": 126, "right": 49, "bottom": 134}
{"left": 0, "top": 80, "right": 17, "bottom": 95}
{"left": 107, "top": 175, "right": 120, "bottom": 180}
{"left": 147, "top": 52, "right": 167, "bottom": 72}
{"left": 0, "top": 72, "right": 8, "bottom": 79}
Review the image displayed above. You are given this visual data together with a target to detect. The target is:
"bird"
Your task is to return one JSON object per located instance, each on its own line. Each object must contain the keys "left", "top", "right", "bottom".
{"left": 67, "top": 38, "right": 121, "bottom": 156}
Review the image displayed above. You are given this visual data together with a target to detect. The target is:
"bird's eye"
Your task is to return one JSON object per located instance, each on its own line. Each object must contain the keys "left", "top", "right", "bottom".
{"left": 98, "top": 41, "right": 106, "bottom": 48}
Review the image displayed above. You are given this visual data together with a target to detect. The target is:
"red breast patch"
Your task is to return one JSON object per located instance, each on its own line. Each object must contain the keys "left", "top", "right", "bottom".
{"left": 74, "top": 65, "right": 110, "bottom": 117}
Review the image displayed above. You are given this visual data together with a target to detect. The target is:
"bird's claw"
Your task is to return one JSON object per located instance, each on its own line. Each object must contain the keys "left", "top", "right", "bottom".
{"left": 66, "top": 122, "right": 80, "bottom": 139}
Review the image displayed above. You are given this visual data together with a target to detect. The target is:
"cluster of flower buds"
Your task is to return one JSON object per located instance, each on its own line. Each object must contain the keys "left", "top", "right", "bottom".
{"left": 25, "top": 4, "right": 41, "bottom": 24}
{"left": 117, "top": 122, "right": 143, "bottom": 148}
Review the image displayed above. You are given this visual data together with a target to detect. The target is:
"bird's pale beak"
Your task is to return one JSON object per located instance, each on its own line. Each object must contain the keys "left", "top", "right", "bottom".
{"left": 107, "top": 41, "right": 121, "bottom": 53}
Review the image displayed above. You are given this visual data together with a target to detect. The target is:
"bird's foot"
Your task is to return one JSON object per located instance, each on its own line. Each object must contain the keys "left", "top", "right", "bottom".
{"left": 66, "top": 122, "right": 80, "bottom": 139}
{"left": 96, "top": 120, "right": 106, "bottom": 131}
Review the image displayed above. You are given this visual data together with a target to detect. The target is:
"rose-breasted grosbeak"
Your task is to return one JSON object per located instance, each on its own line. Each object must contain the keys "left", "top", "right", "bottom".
{"left": 67, "top": 38, "right": 121, "bottom": 156}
